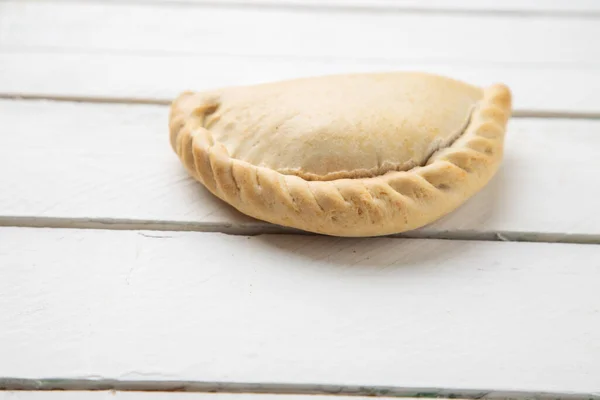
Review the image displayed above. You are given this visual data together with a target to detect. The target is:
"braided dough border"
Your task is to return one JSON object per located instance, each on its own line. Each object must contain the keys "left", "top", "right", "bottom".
{"left": 170, "top": 84, "right": 511, "bottom": 237}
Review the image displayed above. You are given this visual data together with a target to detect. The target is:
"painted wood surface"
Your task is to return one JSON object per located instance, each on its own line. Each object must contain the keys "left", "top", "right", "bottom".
{"left": 1, "top": 0, "right": 600, "bottom": 396}
{"left": 0, "top": 394, "right": 473, "bottom": 400}
{"left": 0, "top": 394, "right": 440, "bottom": 400}
{"left": 1, "top": 2, "right": 599, "bottom": 113}
{"left": 4, "top": 1, "right": 596, "bottom": 63}
{"left": 84, "top": 0, "right": 600, "bottom": 13}
{"left": 1, "top": 227, "right": 600, "bottom": 393}
{"left": 2, "top": 99, "right": 600, "bottom": 239}
{"left": 2, "top": 53, "right": 599, "bottom": 115}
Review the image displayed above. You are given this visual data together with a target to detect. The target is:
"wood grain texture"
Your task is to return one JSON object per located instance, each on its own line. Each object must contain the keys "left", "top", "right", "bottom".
{"left": 0, "top": 2, "right": 599, "bottom": 113}
{"left": 1, "top": 227, "right": 599, "bottom": 392}
{"left": 2, "top": 99, "right": 600, "bottom": 238}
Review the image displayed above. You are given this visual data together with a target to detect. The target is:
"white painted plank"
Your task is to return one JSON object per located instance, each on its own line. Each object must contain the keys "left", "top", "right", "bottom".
{"left": 0, "top": 2, "right": 600, "bottom": 112}
{"left": 1, "top": 53, "right": 599, "bottom": 114}
{"left": 0, "top": 227, "right": 599, "bottom": 392}
{"left": 2, "top": 2, "right": 597, "bottom": 65}
{"left": 0, "top": 2, "right": 598, "bottom": 113}
{"left": 1, "top": 99, "right": 600, "bottom": 237}
{"left": 56, "top": 0, "right": 600, "bottom": 14}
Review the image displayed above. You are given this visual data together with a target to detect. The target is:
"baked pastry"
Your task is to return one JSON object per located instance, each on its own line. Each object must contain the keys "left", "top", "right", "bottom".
{"left": 169, "top": 72, "right": 511, "bottom": 237}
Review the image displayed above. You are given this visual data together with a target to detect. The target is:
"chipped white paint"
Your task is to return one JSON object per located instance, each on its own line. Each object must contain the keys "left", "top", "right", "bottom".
{"left": 1, "top": 228, "right": 600, "bottom": 392}
{"left": 0, "top": 394, "right": 442, "bottom": 400}
{"left": 0, "top": 394, "right": 452, "bottom": 400}
{"left": 2, "top": 100, "right": 600, "bottom": 237}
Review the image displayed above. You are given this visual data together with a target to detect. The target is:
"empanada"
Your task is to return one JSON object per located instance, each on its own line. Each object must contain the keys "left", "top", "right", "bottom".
{"left": 170, "top": 72, "right": 511, "bottom": 236}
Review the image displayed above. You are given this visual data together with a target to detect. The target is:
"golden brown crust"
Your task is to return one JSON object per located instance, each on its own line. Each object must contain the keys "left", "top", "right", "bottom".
{"left": 170, "top": 81, "right": 511, "bottom": 237}
{"left": 188, "top": 72, "right": 484, "bottom": 181}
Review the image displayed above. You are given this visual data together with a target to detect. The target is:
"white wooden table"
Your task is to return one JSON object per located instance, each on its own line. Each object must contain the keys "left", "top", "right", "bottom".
{"left": 1, "top": 1, "right": 599, "bottom": 399}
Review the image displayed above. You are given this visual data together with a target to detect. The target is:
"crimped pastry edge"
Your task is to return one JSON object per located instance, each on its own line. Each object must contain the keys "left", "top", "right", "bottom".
{"left": 170, "top": 84, "right": 512, "bottom": 237}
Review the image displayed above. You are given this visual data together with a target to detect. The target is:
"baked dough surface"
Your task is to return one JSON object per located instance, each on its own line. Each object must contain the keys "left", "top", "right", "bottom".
{"left": 170, "top": 72, "right": 512, "bottom": 236}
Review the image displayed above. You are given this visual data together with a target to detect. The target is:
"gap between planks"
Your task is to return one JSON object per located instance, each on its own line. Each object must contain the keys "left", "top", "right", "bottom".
{"left": 1, "top": 93, "right": 600, "bottom": 120}
{"left": 2, "top": 216, "right": 600, "bottom": 245}
{"left": 17, "top": 0, "right": 600, "bottom": 19}
{"left": 1, "top": 379, "right": 600, "bottom": 400}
